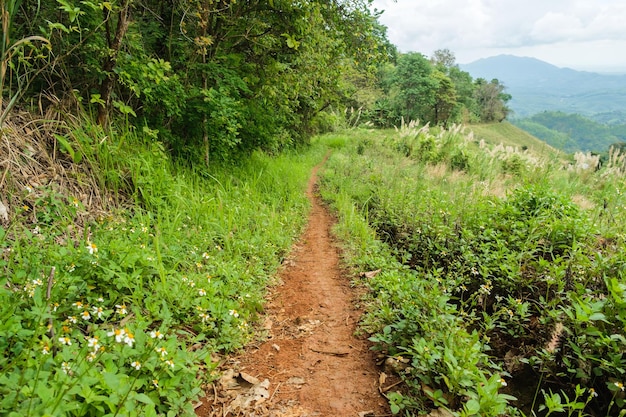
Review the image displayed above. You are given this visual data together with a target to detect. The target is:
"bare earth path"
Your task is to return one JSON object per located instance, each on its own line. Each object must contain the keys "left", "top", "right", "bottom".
{"left": 196, "top": 156, "right": 390, "bottom": 417}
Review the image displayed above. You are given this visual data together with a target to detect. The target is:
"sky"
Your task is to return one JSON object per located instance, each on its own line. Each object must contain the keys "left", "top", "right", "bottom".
{"left": 370, "top": 0, "right": 626, "bottom": 73}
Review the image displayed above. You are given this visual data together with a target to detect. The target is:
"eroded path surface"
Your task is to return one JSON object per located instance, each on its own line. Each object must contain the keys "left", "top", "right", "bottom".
{"left": 196, "top": 157, "right": 389, "bottom": 417}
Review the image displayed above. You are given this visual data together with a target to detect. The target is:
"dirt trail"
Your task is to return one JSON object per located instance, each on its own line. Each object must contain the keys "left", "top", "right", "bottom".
{"left": 196, "top": 156, "right": 390, "bottom": 416}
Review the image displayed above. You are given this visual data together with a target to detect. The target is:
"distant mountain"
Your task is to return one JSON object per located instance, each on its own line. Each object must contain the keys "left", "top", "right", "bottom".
{"left": 461, "top": 55, "right": 626, "bottom": 121}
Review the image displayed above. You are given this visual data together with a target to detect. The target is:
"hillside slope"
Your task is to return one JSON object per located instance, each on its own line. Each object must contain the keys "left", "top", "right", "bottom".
{"left": 468, "top": 122, "right": 561, "bottom": 157}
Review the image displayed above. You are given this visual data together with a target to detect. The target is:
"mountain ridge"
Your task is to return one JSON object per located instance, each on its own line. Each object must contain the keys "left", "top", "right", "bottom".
{"left": 460, "top": 55, "right": 626, "bottom": 120}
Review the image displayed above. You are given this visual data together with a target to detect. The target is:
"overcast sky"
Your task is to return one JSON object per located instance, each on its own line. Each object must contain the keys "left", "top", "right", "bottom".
{"left": 371, "top": 0, "right": 626, "bottom": 73}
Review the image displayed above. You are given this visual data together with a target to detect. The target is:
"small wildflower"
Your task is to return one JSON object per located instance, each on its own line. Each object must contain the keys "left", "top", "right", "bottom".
{"left": 25, "top": 185, "right": 33, "bottom": 193}
{"left": 59, "top": 336, "right": 72, "bottom": 346}
{"left": 188, "top": 281, "right": 196, "bottom": 288}
{"left": 589, "top": 388, "right": 598, "bottom": 398}
{"left": 229, "top": 309, "right": 239, "bottom": 318}
{"left": 32, "top": 226, "right": 41, "bottom": 235}
{"left": 62, "top": 362, "right": 72, "bottom": 375}
{"left": 97, "top": 297, "right": 104, "bottom": 303}
{"left": 202, "top": 252, "right": 210, "bottom": 259}
{"left": 115, "top": 304, "right": 128, "bottom": 316}
{"left": 123, "top": 329, "right": 135, "bottom": 347}
{"left": 195, "top": 262, "right": 203, "bottom": 269}
{"left": 108, "top": 328, "right": 126, "bottom": 344}
{"left": 67, "top": 264, "right": 76, "bottom": 273}
{"left": 73, "top": 301, "right": 84, "bottom": 309}
{"left": 92, "top": 306, "right": 104, "bottom": 319}
{"left": 141, "top": 226, "right": 148, "bottom": 233}
{"left": 130, "top": 361, "right": 141, "bottom": 370}
{"left": 156, "top": 347, "right": 168, "bottom": 357}
{"left": 150, "top": 330, "right": 164, "bottom": 339}
{"left": 199, "top": 312, "right": 210, "bottom": 323}
{"left": 140, "top": 244, "right": 146, "bottom": 249}
{"left": 70, "top": 198, "right": 80, "bottom": 208}
{"left": 86, "top": 351, "right": 97, "bottom": 362}
{"left": 152, "top": 379, "right": 159, "bottom": 388}
{"left": 164, "top": 359, "right": 174, "bottom": 369}
{"left": 67, "top": 316, "right": 77, "bottom": 324}
{"left": 615, "top": 381, "right": 625, "bottom": 391}
{"left": 86, "top": 241, "right": 98, "bottom": 255}
{"left": 42, "top": 345, "right": 50, "bottom": 355}
{"left": 198, "top": 288, "right": 206, "bottom": 296}
{"left": 500, "top": 378, "right": 507, "bottom": 387}
{"left": 87, "top": 337, "right": 100, "bottom": 351}
{"left": 81, "top": 310, "right": 91, "bottom": 321}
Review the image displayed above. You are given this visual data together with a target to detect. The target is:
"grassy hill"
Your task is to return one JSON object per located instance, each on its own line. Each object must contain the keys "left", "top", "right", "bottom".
{"left": 468, "top": 122, "right": 560, "bottom": 156}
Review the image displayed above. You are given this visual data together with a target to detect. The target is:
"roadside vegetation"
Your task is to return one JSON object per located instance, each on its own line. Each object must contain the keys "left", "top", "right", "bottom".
{"left": 0, "top": 115, "right": 326, "bottom": 415}
{"left": 317, "top": 123, "right": 626, "bottom": 416}
{"left": 3, "top": 1, "right": 625, "bottom": 416}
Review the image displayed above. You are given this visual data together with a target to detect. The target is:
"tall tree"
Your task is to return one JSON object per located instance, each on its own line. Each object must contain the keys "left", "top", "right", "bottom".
{"left": 474, "top": 78, "right": 511, "bottom": 122}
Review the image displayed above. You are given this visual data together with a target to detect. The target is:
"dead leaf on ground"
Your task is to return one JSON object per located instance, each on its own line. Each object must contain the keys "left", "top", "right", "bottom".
{"left": 359, "top": 269, "right": 381, "bottom": 279}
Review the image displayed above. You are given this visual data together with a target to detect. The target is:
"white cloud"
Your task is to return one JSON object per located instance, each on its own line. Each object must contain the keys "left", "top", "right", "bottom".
{"left": 372, "top": 0, "right": 626, "bottom": 70}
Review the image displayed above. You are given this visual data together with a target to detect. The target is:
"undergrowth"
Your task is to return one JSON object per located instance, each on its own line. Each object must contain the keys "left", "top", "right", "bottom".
{"left": 316, "top": 125, "right": 626, "bottom": 416}
{"left": 0, "top": 118, "right": 325, "bottom": 416}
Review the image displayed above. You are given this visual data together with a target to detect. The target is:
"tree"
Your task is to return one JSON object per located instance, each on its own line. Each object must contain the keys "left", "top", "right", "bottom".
{"left": 474, "top": 78, "right": 511, "bottom": 122}
{"left": 430, "top": 70, "right": 457, "bottom": 125}
{"left": 390, "top": 52, "right": 438, "bottom": 123}
{"left": 430, "top": 48, "right": 456, "bottom": 69}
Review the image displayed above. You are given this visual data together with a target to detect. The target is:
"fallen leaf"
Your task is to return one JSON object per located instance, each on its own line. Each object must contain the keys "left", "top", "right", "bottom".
{"left": 360, "top": 269, "right": 381, "bottom": 279}
{"left": 379, "top": 372, "right": 387, "bottom": 386}
{"left": 239, "top": 371, "right": 260, "bottom": 385}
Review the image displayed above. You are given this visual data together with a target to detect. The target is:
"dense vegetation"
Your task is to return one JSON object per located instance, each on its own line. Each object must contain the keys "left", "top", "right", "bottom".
{"left": 6, "top": 1, "right": 623, "bottom": 416}
{"left": 513, "top": 111, "right": 626, "bottom": 153}
{"left": 0, "top": 115, "right": 328, "bottom": 415}
{"left": 317, "top": 124, "right": 626, "bottom": 416}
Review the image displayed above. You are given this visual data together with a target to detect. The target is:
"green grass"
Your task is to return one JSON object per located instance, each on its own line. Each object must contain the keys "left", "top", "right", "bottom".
{"left": 0, "top": 121, "right": 328, "bottom": 416}
{"left": 469, "top": 122, "right": 561, "bottom": 157}
{"left": 316, "top": 124, "right": 626, "bottom": 416}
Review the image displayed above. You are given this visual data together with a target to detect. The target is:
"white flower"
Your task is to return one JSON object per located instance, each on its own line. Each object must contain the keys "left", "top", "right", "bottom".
{"left": 87, "top": 337, "right": 100, "bottom": 351}
{"left": 59, "top": 336, "right": 72, "bottom": 346}
{"left": 86, "top": 241, "right": 98, "bottom": 255}
{"left": 198, "top": 289, "right": 206, "bottom": 296}
{"left": 164, "top": 359, "right": 174, "bottom": 369}
{"left": 92, "top": 306, "right": 104, "bottom": 319}
{"left": 62, "top": 362, "right": 72, "bottom": 375}
{"left": 150, "top": 330, "right": 164, "bottom": 339}
{"left": 130, "top": 361, "right": 141, "bottom": 370}
{"left": 156, "top": 347, "right": 168, "bottom": 357}
{"left": 108, "top": 328, "right": 126, "bottom": 344}
{"left": 115, "top": 304, "right": 128, "bottom": 316}
{"left": 229, "top": 309, "right": 239, "bottom": 318}
{"left": 81, "top": 310, "right": 91, "bottom": 321}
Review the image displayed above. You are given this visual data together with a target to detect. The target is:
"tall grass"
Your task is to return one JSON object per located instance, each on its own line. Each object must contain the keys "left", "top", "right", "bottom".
{"left": 316, "top": 124, "right": 626, "bottom": 416}
{"left": 0, "top": 119, "right": 326, "bottom": 416}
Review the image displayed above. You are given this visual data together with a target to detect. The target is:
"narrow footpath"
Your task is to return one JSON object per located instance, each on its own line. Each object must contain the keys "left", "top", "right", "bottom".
{"left": 196, "top": 156, "right": 390, "bottom": 416}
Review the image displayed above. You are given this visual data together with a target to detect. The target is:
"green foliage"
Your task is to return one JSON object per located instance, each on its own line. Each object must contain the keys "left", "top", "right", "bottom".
{"left": 8, "top": 0, "right": 393, "bottom": 162}
{"left": 316, "top": 126, "right": 626, "bottom": 416}
{"left": 513, "top": 111, "right": 626, "bottom": 153}
{"left": 0, "top": 121, "right": 326, "bottom": 415}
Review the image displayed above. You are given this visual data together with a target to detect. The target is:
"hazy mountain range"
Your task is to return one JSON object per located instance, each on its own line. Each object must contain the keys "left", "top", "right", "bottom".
{"left": 461, "top": 55, "right": 626, "bottom": 123}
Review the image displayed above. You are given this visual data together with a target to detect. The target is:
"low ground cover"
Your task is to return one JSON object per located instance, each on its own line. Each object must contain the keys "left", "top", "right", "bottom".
{"left": 317, "top": 124, "right": 626, "bottom": 416}
{"left": 0, "top": 120, "right": 326, "bottom": 416}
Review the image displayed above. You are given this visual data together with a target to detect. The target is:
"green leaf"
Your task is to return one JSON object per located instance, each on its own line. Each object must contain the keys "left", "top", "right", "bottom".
{"left": 464, "top": 399, "right": 481, "bottom": 415}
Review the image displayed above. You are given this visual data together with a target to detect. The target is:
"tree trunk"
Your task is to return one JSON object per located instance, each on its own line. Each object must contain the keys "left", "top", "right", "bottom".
{"left": 97, "top": 1, "right": 130, "bottom": 127}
